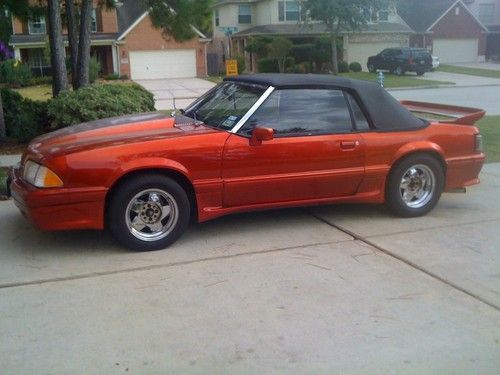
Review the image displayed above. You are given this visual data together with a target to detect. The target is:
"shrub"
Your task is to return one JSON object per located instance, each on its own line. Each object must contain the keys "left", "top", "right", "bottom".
{"left": 258, "top": 57, "right": 279, "bottom": 73}
{"left": 349, "top": 62, "right": 362, "bottom": 72}
{"left": 290, "top": 43, "right": 315, "bottom": 64}
{"left": 257, "top": 57, "right": 294, "bottom": 73}
{"left": 47, "top": 83, "right": 156, "bottom": 129}
{"left": 0, "top": 87, "right": 49, "bottom": 142}
{"left": 104, "top": 73, "right": 120, "bottom": 81}
{"left": 0, "top": 59, "right": 33, "bottom": 87}
{"left": 29, "top": 76, "right": 52, "bottom": 86}
{"left": 338, "top": 61, "right": 349, "bottom": 73}
{"left": 89, "top": 56, "right": 101, "bottom": 83}
{"left": 234, "top": 54, "right": 246, "bottom": 74}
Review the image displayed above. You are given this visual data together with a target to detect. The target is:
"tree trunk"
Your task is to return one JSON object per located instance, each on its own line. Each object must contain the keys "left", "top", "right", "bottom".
{"left": 0, "top": 93, "right": 6, "bottom": 142}
{"left": 330, "top": 23, "right": 338, "bottom": 75}
{"left": 47, "top": 0, "right": 69, "bottom": 97}
{"left": 65, "top": 0, "right": 79, "bottom": 90}
{"left": 76, "top": 0, "right": 93, "bottom": 88}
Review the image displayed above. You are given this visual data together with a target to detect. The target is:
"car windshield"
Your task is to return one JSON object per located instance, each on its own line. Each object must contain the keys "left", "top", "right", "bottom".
{"left": 184, "top": 82, "right": 267, "bottom": 130}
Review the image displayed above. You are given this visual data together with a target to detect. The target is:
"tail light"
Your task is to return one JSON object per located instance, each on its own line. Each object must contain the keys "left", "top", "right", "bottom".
{"left": 408, "top": 58, "right": 414, "bottom": 64}
{"left": 475, "top": 134, "right": 483, "bottom": 153}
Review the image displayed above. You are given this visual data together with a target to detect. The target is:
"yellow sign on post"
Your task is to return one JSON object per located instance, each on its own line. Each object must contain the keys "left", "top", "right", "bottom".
{"left": 225, "top": 59, "right": 238, "bottom": 76}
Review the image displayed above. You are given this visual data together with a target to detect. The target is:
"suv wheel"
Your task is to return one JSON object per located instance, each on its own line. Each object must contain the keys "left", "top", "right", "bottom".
{"left": 368, "top": 63, "right": 375, "bottom": 73}
{"left": 416, "top": 69, "right": 425, "bottom": 76}
{"left": 393, "top": 65, "right": 404, "bottom": 76}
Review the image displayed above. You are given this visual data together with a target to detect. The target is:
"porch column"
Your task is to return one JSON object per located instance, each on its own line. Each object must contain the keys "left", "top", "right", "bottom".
{"left": 112, "top": 44, "right": 119, "bottom": 75}
{"left": 14, "top": 47, "right": 21, "bottom": 60}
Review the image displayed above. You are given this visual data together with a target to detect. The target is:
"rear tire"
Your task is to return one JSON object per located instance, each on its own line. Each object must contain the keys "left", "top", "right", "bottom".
{"left": 386, "top": 154, "right": 444, "bottom": 217}
{"left": 416, "top": 69, "right": 425, "bottom": 76}
{"left": 108, "top": 174, "right": 190, "bottom": 251}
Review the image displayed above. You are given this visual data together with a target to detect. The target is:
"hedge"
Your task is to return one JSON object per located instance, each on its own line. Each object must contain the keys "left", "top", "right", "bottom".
{"left": 47, "top": 84, "right": 155, "bottom": 129}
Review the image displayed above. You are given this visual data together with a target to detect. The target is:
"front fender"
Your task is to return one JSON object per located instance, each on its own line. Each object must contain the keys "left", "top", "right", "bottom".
{"left": 105, "top": 157, "right": 192, "bottom": 187}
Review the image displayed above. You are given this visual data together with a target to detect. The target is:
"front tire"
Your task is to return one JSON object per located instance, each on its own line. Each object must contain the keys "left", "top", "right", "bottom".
{"left": 368, "top": 63, "right": 375, "bottom": 73}
{"left": 393, "top": 65, "right": 404, "bottom": 76}
{"left": 108, "top": 174, "right": 190, "bottom": 251}
{"left": 386, "top": 154, "right": 444, "bottom": 217}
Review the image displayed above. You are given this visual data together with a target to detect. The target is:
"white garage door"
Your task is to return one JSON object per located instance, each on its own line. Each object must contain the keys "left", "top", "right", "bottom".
{"left": 433, "top": 38, "right": 478, "bottom": 63}
{"left": 348, "top": 42, "right": 403, "bottom": 71}
{"left": 129, "top": 50, "right": 197, "bottom": 80}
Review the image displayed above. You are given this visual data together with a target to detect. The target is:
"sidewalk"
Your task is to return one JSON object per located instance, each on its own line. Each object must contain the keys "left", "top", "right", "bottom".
{"left": 415, "top": 70, "right": 500, "bottom": 86}
{"left": 0, "top": 154, "right": 21, "bottom": 168}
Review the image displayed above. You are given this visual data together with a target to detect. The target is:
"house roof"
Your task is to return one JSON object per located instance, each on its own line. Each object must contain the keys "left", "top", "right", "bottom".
{"left": 398, "top": 0, "right": 487, "bottom": 33}
{"left": 397, "top": 0, "right": 456, "bottom": 33}
{"left": 233, "top": 22, "right": 413, "bottom": 37}
{"left": 117, "top": 0, "right": 147, "bottom": 35}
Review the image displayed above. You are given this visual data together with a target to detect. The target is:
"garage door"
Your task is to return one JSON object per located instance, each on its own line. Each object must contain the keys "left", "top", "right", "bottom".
{"left": 433, "top": 39, "right": 478, "bottom": 63}
{"left": 129, "top": 50, "right": 197, "bottom": 80}
{"left": 348, "top": 42, "right": 403, "bottom": 72}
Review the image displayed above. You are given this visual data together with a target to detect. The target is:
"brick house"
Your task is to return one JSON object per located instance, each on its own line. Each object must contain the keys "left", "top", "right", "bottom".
{"left": 464, "top": 0, "right": 500, "bottom": 59}
{"left": 210, "top": 0, "right": 413, "bottom": 72}
{"left": 9, "top": 0, "right": 210, "bottom": 80}
{"left": 398, "top": 0, "right": 488, "bottom": 63}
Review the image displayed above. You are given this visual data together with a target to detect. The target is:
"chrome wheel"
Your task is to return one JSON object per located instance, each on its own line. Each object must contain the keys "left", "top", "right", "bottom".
{"left": 399, "top": 164, "right": 435, "bottom": 209}
{"left": 125, "top": 189, "right": 179, "bottom": 242}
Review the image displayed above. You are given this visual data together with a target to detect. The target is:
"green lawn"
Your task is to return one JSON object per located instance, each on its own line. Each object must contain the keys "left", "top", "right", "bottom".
{"left": 439, "top": 64, "right": 500, "bottom": 79}
{"left": 477, "top": 116, "right": 500, "bottom": 163}
{"left": 13, "top": 84, "right": 53, "bottom": 101}
{"left": 205, "top": 72, "right": 453, "bottom": 88}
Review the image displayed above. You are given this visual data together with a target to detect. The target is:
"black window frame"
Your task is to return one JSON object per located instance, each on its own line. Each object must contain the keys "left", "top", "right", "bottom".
{"left": 238, "top": 87, "right": 374, "bottom": 138}
{"left": 238, "top": 4, "right": 252, "bottom": 24}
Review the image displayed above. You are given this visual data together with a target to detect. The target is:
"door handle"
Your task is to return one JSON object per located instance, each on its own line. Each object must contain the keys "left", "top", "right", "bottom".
{"left": 340, "top": 140, "right": 359, "bottom": 150}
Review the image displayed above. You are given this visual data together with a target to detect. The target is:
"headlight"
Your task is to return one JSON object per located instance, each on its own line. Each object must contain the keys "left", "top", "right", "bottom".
{"left": 23, "top": 160, "right": 64, "bottom": 188}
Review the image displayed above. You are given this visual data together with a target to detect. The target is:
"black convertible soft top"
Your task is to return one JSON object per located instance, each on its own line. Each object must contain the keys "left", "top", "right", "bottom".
{"left": 224, "top": 74, "right": 427, "bottom": 131}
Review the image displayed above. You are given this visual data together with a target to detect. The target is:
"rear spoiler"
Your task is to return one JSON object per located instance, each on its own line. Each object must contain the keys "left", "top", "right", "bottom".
{"left": 400, "top": 100, "right": 485, "bottom": 125}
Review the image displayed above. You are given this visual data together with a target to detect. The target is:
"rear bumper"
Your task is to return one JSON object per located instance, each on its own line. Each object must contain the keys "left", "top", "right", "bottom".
{"left": 9, "top": 168, "right": 107, "bottom": 231}
{"left": 445, "top": 154, "right": 485, "bottom": 191}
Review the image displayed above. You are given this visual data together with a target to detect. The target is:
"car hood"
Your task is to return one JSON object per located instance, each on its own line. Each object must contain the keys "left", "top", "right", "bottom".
{"left": 26, "top": 112, "right": 218, "bottom": 160}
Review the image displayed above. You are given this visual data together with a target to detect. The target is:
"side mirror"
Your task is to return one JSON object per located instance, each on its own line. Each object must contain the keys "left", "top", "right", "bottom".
{"left": 250, "top": 127, "right": 274, "bottom": 146}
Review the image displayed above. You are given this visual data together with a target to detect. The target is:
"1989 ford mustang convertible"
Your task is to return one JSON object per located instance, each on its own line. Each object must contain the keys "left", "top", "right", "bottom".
{"left": 9, "top": 74, "right": 485, "bottom": 251}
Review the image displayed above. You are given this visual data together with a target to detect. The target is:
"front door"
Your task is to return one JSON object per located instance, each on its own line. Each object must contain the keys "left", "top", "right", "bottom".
{"left": 222, "top": 88, "right": 366, "bottom": 207}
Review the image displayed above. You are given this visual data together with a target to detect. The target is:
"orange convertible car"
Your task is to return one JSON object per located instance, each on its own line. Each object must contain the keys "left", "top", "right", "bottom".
{"left": 9, "top": 74, "right": 485, "bottom": 251}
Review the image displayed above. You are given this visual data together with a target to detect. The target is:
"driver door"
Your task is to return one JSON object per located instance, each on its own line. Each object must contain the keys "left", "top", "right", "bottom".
{"left": 221, "top": 89, "right": 366, "bottom": 207}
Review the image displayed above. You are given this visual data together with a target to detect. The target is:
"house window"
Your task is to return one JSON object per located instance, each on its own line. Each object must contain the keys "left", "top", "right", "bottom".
{"left": 215, "top": 9, "right": 219, "bottom": 27}
{"left": 91, "top": 8, "right": 97, "bottom": 32}
{"left": 27, "top": 48, "right": 50, "bottom": 76}
{"left": 279, "top": 1, "right": 300, "bottom": 22}
{"left": 238, "top": 4, "right": 251, "bottom": 24}
{"left": 378, "top": 9, "right": 389, "bottom": 22}
{"left": 478, "top": 3, "right": 495, "bottom": 24}
{"left": 28, "top": 16, "right": 46, "bottom": 35}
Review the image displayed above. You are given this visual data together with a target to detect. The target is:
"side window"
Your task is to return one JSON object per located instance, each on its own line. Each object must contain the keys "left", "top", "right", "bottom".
{"left": 240, "top": 89, "right": 354, "bottom": 137}
{"left": 346, "top": 93, "right": 371, "bottom": 131}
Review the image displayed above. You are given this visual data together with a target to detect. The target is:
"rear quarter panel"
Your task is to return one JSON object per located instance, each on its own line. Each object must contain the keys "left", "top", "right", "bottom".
{"left": 360, "top": 123, "right": 483, "bottom": 194}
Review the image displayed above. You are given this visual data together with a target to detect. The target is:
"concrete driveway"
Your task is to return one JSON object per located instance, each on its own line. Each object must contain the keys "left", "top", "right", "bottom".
{"left": 1, "top": 164, "right": 499, "bottom": 374}
{"left": 135, "top": 78, "right": 216, "bottom": 111}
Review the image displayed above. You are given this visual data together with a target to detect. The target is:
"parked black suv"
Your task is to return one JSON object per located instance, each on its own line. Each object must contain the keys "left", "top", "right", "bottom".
{"left": 367, "top": 48, "right": 432, "bottom": 76}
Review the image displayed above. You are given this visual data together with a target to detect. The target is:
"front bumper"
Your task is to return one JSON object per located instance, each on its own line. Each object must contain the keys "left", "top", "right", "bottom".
{"left": 9, "top": 167, "right": 107, "bottom": 231}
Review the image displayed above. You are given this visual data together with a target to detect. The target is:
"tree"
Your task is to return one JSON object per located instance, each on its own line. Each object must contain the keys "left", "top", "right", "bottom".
{"left": 268, "top": 37, "right": 293, "bottom": 73}
{"left": 0, "top": 91, "right": 5, "bottom": 142}
{"left": 146, "top": 0, "right": 212, "bottom": 41}
{"left": 65, "top": 0, "right": 78, "bottom": 89}
{"left": 301, "top": 0, "right": 388, "bottom": 74}
{"left": 47, "top": 0, "right": 68, "bottom": 95}
{"left": 75, "top": 0, "right": 92, "bottom": 88}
